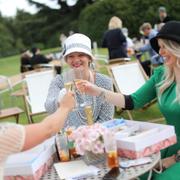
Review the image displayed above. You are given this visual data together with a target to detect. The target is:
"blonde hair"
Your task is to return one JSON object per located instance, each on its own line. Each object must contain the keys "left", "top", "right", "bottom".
{"left": 108, "top": 16, "right": 122, "bottom": 30}
{"left": 157, "top": 39, "right": 180, "bottom": 103}
{"left": 140, "top": 22, "right": 152, "bottom": 32}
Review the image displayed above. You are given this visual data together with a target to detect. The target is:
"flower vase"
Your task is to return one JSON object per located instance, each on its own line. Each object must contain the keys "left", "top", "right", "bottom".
{"left": 83, "top": 151, "right": 106, "bottom": 165}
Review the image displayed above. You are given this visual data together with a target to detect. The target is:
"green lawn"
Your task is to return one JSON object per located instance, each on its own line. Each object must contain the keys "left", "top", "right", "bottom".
{"left": 0, "top": 47, "right": 60, "bottom": 76}
{"left": 0, "top": 47, "right": 164, "bottom": 125}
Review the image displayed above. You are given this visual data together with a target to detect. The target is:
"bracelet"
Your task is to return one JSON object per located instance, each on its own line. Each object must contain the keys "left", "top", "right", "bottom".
{"left": 98, "top": 90, "right": 106, "bottom": 100}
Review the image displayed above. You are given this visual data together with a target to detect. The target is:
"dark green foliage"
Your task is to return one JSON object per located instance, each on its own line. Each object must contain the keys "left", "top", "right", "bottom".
{"left": 79, "top": 0, "right": 180, "bottom": 45}
{"left": 0, "top": 21, "right": 16, "bottom": 56}
{"left": 0, "top": 0, "right": 180, "bottom": 57}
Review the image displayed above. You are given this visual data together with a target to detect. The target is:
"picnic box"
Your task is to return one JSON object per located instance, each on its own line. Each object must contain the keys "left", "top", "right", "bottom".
{"left": 4, "top": 136, "right": 56, "bottom": 180}
{"left": 114, "top": 120, "right": 176, "bottom": 159}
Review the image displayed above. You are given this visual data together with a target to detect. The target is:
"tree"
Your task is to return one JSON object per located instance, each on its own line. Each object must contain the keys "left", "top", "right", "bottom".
{"left": 0, "top": 0, "right": 180, "bottom": 57}
{"left": 79, "top": 0, "right": 180, "bottom": 45}
{"left": 0, "top": 22, "right": 15, "bottom": 56}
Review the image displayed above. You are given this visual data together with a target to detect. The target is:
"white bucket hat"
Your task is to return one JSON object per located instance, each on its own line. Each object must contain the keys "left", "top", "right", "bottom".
{"left": 63, "top": 33, "right": 94, "bottom": 60}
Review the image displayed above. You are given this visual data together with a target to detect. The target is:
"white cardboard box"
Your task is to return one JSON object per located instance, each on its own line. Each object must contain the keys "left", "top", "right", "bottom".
{"left": 115, "top": 120, "right": 177, "bottom": 159}
{"left": 4, "top": 136, "right": 56, "bottom": 180}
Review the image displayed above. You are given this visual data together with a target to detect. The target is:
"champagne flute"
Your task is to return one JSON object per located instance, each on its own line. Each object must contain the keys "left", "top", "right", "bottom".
{"left": 73, "top": 68, "right": 94, "bottom": 125}
{"left": 62, "top": 69, "right": 79, "bottom": 110}
{"left": 62, "top": 70, "right": 74, "bottom": 91}
{"left": 73, "top": 68, "right": 90, "bottom": 107}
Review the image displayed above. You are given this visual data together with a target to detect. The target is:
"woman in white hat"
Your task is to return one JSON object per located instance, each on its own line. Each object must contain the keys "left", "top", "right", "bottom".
{"left": 45, "top": 33, "right": 114, "bottom": 127}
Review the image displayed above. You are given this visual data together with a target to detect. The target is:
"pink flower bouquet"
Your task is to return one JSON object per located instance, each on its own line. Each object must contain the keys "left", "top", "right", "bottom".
{"left": 69, "top": 123, "right": 109, "bottom": 155}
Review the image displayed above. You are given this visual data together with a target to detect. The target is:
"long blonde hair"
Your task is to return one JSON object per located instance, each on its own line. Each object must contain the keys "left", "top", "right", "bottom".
{"left": 158, "top": 39, "right": 180, "bottom": 103}
{"left": 108, "top": 16, "right": 122, "bottom": 30}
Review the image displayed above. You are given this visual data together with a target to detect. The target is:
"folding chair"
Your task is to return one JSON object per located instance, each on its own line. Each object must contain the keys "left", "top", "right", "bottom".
{"left": 108, "top": 57, "right": 131, "bottom": 65}
{"left": 0, "top": 75, "right": 13, "bottom": 94}
{"left": 23, "top": 70, "right": 55, "bottom": 123}
{"left": 0, "top": 75, "right": 23, "bottom": 123}
{"left": 107, "top": 60, "right": 150, "bottom": 120}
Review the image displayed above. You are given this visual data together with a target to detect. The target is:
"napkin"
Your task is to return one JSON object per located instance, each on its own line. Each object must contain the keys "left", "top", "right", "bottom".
{"left": 54, "top": 160, "right": 99, "bottom": 179}
{"left": 58, "top": 88, "right": 67, "bottom": 102}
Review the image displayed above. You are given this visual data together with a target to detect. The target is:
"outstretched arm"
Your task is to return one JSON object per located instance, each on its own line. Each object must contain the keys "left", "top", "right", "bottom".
{"left": 23, "top": 92, "right": 74, "bottom": 150}
{"left": 77, "top": 80, "right": 125, "bottom": 108}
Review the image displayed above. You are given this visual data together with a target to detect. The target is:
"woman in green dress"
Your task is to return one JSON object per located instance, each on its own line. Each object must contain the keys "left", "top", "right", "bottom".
{"left": 77, "top": 21, "right": 180, "bottom": 179}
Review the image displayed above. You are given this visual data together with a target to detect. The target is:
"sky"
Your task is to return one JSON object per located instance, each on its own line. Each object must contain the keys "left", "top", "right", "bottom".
{"left": 0, "top": 0, "right": 61, "bottom": 17}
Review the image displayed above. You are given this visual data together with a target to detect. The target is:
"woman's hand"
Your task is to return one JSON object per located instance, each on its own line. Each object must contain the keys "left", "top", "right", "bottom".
{"left": 76, "top": 80, "right": 101, "bottom": 96}
{"left": 60, "top": 91, "right": 75, "bottom": 111}
{"left": 162, "top": 155, "right": 176, "bottom": 170}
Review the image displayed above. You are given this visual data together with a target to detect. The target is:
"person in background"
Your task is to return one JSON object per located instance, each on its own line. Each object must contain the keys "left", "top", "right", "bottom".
{"left": 30, "top": 47, "right": 53, "bottom": 68}
{"left": 158, "top": 6, "right": 171, "bottom": 24}
{"left": 137, "top": 22, "right": 164, "bottom": 76}
{"left": 77, "top": 21, "right": 180, "bottom": 179}
{"left": 59, "top": 33, "right": 67, "bottom": 49}
{"left": 154, "top": 6, "right": 172, "bottom": 32}
{"left": 20, "top": 49, "right": 33, "bottom": 72}
{"left": 45, "top": 33, "right": 114, "bottom": 128}
{"left": 122, "top": 27, "right": 135, "bottom": 57}
{"left": 102, "top": 16, "right": 127, "bottom": 60}
{"left": 0, "top": 92, "right": 75, "bottom": 179}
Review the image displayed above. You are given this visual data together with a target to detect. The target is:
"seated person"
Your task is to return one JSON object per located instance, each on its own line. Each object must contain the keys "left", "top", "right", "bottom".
{"left": 45, "top": 33, "right": 114, "bottom": 128}
{"left": 20, "top": 49, "right": 33, "bottom": 72}
{"left": 76, "top": 21, "right": 180, "bottom": 180}
{"left": 30, "top": 47, "right": 53, "bottom": 69}
{"left": 0, "top": 92, "right": 74, "bottom": 179}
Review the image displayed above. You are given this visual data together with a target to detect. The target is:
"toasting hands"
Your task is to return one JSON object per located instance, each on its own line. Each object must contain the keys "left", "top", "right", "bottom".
{"left": 76, "top": 80, "right": 102, "bottom": 96}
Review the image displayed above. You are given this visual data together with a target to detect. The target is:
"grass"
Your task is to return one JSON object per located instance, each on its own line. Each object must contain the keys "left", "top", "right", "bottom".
{"left": 0, "top": 47, "right": 164, "bottom": 125}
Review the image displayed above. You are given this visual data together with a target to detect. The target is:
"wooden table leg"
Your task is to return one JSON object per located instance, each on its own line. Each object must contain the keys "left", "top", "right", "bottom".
{"left": 15, "top": 114, "right": 19, "bottom": 124}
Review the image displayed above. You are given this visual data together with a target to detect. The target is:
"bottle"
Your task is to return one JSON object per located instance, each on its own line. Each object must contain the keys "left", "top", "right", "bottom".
{"left": 55, "top": 131, "right": 70, "bottom": 162}
{"left": 66, "top": 128, "right": 79, "bottom": 159}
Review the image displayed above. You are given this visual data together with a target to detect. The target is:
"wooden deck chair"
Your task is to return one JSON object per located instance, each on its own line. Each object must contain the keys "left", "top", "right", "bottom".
{"left": 0, "top": 75, "right": 24, "bottom": 123}
{"left": 107, "top": 60, "right": 152, "bottom": 120}
{"left": 0, "top": 75, "right": 13, "bottom": 94}
{"left": 108, "top": 57, "right": 131, "bottom": 65}
{"left": 32, "top": 63, "right": 53, "bottom": 70}
{"left": 24, "top": 70, "right": 55, "bottom": 123}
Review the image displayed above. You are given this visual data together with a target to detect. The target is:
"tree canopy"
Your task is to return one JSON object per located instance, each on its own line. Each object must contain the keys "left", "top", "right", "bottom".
{"left": 0, "top": 0, "right": 179, "bottom": 57}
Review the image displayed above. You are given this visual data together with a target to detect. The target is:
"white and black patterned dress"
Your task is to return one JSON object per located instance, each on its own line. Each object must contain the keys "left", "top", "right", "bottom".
{"left": 45, "top": 72, "right": 114, "bottom": 128}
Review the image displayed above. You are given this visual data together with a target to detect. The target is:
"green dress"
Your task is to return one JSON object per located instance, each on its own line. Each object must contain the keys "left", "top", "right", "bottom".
{"left": 130, "top": 66, "right": 180, "bottom": 180}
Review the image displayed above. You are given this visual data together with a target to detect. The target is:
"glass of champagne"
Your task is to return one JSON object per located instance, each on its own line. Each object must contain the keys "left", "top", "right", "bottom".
{"left": 73, "top": 68, "right": 92, "bottom": 107}
{"left": 73, "top": 68, "right": 95, "bottom": 125}
{"left": 62, "top": 70, "right": 74, "bottom": 92}
{"left": 62, "top": 69, "right": 79, "bottom": 110}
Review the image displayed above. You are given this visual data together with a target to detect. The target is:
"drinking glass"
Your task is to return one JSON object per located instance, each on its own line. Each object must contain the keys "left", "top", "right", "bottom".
{"left": 62, "top": 69, "right": 74, "bottom": 92}
{"left": 62, "top": 69, "right": 79, "bottom": 110}
{"left": 84, "top": 105, "right": 94, "bottom": 125}
{"left": 73, "top": 68, "right": 95, "bottom": 124}
{"left": 104, "top": 132, "right": 119, "bottom": 169}
{"left": 73, "top": 68, "right": 92, "bottom": 108}
{"left": 56, "top": 132, "right": 70, "bottom": 162}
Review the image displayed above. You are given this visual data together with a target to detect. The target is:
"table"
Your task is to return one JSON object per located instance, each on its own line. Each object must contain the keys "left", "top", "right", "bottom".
{"left": 41, "top": 152, "right": 160, "bottom": 180}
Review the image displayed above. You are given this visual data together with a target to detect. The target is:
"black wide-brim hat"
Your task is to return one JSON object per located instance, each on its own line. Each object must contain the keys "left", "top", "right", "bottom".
{"left": 150, "top": 21, "right": 180, "bottom": 54}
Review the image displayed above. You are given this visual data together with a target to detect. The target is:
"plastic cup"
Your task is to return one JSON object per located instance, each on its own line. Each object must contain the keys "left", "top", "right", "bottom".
{"left": 104, "top": 132, "right": 119, "bottom": 168}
